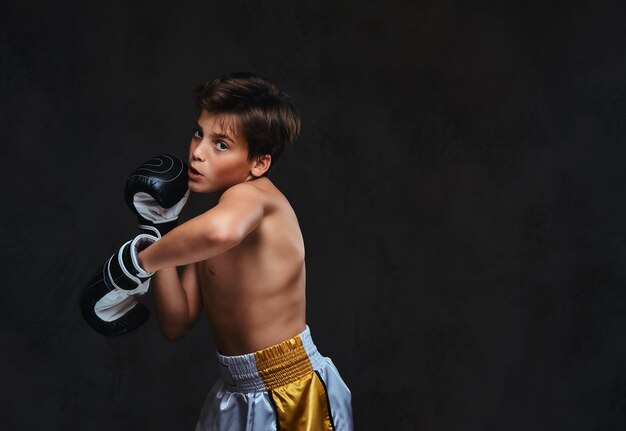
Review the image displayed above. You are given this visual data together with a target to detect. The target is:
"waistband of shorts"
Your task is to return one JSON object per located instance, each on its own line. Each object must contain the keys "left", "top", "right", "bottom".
{"left": 216, "top": 325, "right": 324, "bottom": 393}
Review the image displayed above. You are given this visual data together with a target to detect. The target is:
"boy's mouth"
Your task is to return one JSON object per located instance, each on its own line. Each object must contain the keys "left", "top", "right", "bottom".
{"left": 189, "top": 166, "right": 202, "bottom": 176}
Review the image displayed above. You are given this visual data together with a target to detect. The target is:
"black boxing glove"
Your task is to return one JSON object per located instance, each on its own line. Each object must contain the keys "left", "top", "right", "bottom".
{"left": 80, "top": 234, "right": 157, "bottom": 336}
{"left": 125, "top": 154, "right": 190, "bottom": 238}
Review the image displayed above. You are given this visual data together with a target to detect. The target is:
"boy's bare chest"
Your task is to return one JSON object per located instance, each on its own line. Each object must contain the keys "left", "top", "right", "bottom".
{"left": 200, "top": 215, "right": 289, "bottom": 286}
{"left": 201, "top": 231, "right": 260, "bottom": 278}
{"left": 196, "top": 210, "right": 304, "bottom": 296}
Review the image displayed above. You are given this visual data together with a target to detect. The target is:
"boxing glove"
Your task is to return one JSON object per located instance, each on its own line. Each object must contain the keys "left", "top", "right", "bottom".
{"left": 80, "top": 234, "right": 157, "bottom": 336}
{"left": 125, "top": 154, "right": 190, "bottom": 238}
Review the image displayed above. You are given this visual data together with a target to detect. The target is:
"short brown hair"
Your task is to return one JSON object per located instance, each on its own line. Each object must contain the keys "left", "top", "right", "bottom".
{"left": 195, "top": 72, "right": 301, "bottom": 176}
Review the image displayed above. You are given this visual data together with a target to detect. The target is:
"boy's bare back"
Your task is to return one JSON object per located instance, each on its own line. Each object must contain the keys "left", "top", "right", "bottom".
{"left": 194, "top": 177, "right": 306, "bottom": 355}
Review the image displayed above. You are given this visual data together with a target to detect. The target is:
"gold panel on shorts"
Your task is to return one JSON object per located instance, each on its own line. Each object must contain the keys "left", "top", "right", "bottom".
{"left": 254, "top": 334, "right": 334, "bottom": 430}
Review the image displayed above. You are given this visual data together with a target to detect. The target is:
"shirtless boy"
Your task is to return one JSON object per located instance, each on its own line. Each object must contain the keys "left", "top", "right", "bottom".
{"left": 81, "top": 72, "right": 353, "bottom": 430}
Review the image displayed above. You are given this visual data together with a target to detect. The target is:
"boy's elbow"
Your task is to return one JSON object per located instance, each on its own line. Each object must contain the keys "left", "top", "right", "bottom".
{"left": 160, "top": 323, "right": 191, "bottom": 342}
{"left": 206, "top": 221, "right": 244, "bottom": 248}
{"left": 162, "top": 330, "right": 188, "bottom": 342}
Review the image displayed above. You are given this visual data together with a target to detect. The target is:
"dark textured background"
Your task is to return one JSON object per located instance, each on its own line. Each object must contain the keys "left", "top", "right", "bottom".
{"left": 2, "top": 0, "right": 626, "bottom": 429}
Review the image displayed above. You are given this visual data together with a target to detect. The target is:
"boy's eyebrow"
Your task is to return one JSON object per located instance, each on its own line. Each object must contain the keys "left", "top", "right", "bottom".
{"left": 211, "top": 132, "right": 235, "bottom": 144}
{"left": 194, "top": 123, "right": 236, "bottom": 144}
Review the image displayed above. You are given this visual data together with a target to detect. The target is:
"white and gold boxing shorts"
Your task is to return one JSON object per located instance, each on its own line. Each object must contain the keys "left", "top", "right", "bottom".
{"left": 195, "top": 326, "right": 353, "bottom": 430}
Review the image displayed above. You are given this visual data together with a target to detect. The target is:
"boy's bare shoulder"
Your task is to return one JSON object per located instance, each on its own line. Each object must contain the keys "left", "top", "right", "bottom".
{"left": 220, "top": 177, "right": 286, "bottom": 212}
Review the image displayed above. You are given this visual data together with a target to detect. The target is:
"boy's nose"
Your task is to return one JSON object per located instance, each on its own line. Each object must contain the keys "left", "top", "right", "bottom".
{"left": 192, "top": 142, "right": 207, "bottom": 161}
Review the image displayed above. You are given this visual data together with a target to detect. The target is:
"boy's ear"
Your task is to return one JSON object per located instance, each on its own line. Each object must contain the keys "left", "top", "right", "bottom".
{"left": 250, "top": 154, "right": 271, "bottom": 177}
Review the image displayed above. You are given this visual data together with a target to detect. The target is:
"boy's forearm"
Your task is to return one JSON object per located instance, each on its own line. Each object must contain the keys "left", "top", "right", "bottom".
{"left": 151, "top": 267, "right": 191, "bottom": 340}
{"left": 137, "top": 214, "right": 239, "bottom": 273}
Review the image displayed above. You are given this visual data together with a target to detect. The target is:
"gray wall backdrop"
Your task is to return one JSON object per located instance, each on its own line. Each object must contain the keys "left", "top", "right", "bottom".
{"left": 2, "top": 0, "right": 626, "bottom": 429}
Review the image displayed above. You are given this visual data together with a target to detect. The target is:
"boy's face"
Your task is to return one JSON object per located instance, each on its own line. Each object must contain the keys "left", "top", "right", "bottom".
{"left": 188, "top": 110, "right": 258, "bottom": 194}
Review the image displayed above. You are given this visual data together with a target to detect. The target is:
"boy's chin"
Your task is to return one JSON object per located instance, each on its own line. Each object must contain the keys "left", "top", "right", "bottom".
{"left": 188, "top": 180, "right": 225, "bottom": 194}
{"left": 188, "top": 181, "right": 208, "bottom": 193}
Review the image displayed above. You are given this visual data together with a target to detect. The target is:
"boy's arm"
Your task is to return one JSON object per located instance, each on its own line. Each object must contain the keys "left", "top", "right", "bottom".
{"left": 138, "top": 182, "right": 264, "bottom": 273}
{"left": 144, "top": 183, "right": 263, "bottom": 340}
{"left": 150, "top": 264, "right": 202, "bottom": 341}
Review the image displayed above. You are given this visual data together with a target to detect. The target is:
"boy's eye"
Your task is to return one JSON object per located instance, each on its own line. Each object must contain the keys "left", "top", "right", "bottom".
{"left": 193, "top": 129, "right": 202, "bottom": 139}
{"left": 215, "top": 141, "right": 228, "bottom": 151}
